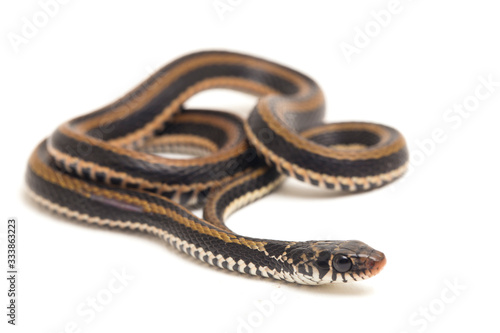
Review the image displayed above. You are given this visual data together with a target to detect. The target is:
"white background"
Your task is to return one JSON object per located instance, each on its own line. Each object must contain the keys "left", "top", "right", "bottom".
{"left": 1, "top": 0, "right": 499, "bottom": 332}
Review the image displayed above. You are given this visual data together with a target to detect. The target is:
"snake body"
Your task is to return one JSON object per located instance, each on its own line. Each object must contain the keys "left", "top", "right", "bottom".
{"left": 26, "top": 51, "right": 408, "bottom": 285}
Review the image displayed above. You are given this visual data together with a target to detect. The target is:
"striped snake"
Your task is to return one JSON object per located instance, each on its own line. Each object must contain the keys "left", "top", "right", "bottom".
{"left": 26, "top": 51, "right": 408, "bottom": 285}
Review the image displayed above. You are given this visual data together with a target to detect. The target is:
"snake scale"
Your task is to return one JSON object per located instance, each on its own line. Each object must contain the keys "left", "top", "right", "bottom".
{"left": 26, "top": 51, "right": 408, "bottom": 285}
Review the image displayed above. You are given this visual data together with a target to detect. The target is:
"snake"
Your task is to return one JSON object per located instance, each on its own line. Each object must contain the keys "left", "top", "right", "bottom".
{"left": 26, "top": 51, "right": 408, "bottom": 285}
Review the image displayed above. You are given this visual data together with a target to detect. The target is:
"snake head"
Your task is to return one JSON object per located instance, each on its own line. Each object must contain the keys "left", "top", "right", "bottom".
{"left": 287, "top": 240, "right": 386, "bottom": 284}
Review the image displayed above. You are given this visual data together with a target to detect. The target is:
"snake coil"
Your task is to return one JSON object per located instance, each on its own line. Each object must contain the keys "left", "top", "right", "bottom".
{"left": 26, "top": 51, "right": 408, "bottom": 285}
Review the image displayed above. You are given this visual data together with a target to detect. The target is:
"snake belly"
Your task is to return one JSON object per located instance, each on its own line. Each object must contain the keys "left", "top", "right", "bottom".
{"left": 26, "top": 51, "right": 408, "bottom": 285}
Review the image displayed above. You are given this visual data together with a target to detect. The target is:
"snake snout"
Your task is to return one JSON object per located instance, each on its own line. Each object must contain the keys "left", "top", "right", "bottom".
{"left": 366, "top": 250, "right": 386, "bottom": 274}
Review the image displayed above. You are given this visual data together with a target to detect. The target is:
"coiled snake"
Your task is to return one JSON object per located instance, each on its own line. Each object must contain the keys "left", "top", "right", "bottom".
{"left": 26, "top": 51, "right": 408, "bottom": 285}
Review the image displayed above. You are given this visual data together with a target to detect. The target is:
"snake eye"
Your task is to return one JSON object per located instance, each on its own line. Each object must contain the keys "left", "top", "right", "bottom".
{"left": 316, "top": 251, "right": 331, "bottom": 269}
{"left": 332, "top": 254, "right": 352, "bottom": 273}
